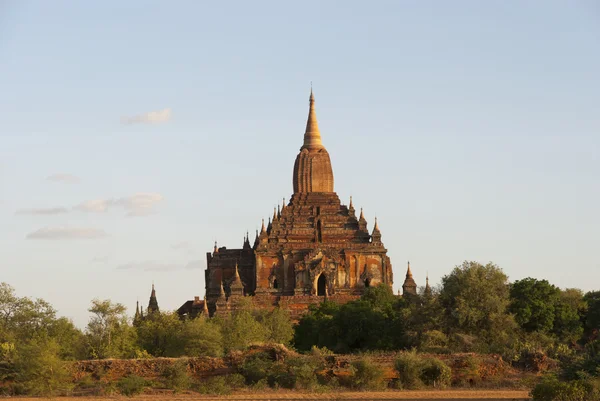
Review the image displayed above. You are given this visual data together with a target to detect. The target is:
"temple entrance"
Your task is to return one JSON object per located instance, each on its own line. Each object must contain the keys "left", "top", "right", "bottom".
{"left": 273, "top": 279, "right": 278, "bottom": 289}
{"left": 317, "top": 274, "right": 327, "bottom": 296}
{"left": 364, "top": 278, "right": 371, "bottom": 288}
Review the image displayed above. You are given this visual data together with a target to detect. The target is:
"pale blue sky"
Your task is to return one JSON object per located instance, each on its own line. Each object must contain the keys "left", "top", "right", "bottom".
{"left": 1, "top": 1, "right": 599, "bottom": 327}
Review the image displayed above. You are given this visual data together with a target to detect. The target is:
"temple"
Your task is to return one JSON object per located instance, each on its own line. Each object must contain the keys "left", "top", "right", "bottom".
{"left": 178, "top": 91, "right": 419, "bottom": 319}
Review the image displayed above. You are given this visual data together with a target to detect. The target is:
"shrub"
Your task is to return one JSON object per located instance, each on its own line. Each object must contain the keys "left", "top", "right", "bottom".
{"left": 194, "top": 376, "right": 231, "bottom": 395}
{"left": 161, "top": 360, "right": 191, "bottom": 393}
{"left": 343, "top": 357, "right": 385, "bottom": 390}
{"left": 268, "top": 356, "right": 320, "bottom": 390}
{"left": 226, "top": 373, "right": 246, "bottom": 390}
{"left": 394, "top": 350, "right": 424, "bottom": 389}
{"left": 421, "top": 358, "right": 452, "bottom": 388}
{"left": 454, "top": 354, "right": 481, "bottom": 387}
{"left": 240, "top": 352, "right": 274, "bottom": 384}
{"left": 117, "top": 375, "right": 147, "bottom": 397}
{"left": 531, "top": 375, "right": 600, "bottom": 401}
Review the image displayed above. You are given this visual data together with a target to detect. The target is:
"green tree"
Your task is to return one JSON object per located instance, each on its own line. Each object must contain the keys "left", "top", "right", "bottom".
{"left": 255, "top": 307, "right": 294, "bottom": 346}
{"left": 180, "top": 317, "right": 223, "bottom": 357}
{"left": 135, "top": 312, "right": 183, "bottom": 356}
{"left": 293, "top": 301, "right": 340, "bottom": 352}
{"left": 14, "top": 336, "right": 72, "bottom": 396}
{"left": 439, "top": 261, "right": 516, "bottom": 349}
{"left": 85, "top": 299, "right": 137, "bottom": 359}
{"left": 584, "top": 291, "right": 600, "bottom": 334}
{"left": 553, "top": 289, "right": 585, "bottom": 343}
{"left": 510, "top": 278, "right": 560, "bottom": 333}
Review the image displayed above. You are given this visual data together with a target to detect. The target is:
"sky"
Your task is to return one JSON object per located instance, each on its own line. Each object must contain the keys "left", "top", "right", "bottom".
{"left": 1, "top": 1, "right": 599, "bottom": 327}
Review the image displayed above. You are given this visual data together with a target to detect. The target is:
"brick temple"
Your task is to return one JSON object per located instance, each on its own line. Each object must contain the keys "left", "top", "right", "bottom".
{"left": 178, "top": 91, "right": 418, "bottom": 319}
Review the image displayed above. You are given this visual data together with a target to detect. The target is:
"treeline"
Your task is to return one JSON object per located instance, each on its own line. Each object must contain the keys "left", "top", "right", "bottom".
{"left": 1, "top": 261, "right": 600, "bottom": 398}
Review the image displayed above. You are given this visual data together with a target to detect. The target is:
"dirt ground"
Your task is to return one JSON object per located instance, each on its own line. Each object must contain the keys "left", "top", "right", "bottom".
{"left": 14, "top": 389, "right": 531, "bottom": 400}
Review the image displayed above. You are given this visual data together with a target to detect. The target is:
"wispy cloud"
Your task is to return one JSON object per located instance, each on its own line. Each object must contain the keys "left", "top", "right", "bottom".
{"left": 117, "top": 261, "right": 179, "bottom": 272}
{"left": 171, "top": 241, "right": 195, "bottom": 254}
{"left": 121, "top": 108, "right": 171, "bottom": 125}
{"left": 16, "top": 207, "right": 69, "bottom": 215}
{"left": 184, "top": 260, "right": 203, "bottom": 270}
{"left": 26, "top": 227, "right": 108, "bottom": 240}
{"left": 75, "top": 193, "right": 163, "bottom": 216}
{"left": 116, "top": 260, "right": 203, "bottom": 272}
{"left": 47, "top": 173, "right": 80, "bottom": 184}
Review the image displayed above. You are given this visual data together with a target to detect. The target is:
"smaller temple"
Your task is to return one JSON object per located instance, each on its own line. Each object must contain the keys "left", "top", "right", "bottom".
{"left": 402, "top": 262, "right": 417, "bottom": 296}
{"left": 148, "top": 283, "right": 159, "bottom": 314}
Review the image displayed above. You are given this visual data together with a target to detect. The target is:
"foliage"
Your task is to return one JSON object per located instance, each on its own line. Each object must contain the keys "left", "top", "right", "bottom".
{"left": 180, "top": 316, "right": 224, "bottom": 357}
{"left": 344, "top": 356, "right": 385, "bottom": 390}
{"left": 86, "top": 299, "right": 138, "bottom": 359}
{"left": 117, "top": 375, "right": 147, "bottom": 397}
{"left": 161, "top": 359, "right": 191, "bottom": 393}
{"left": 14, "top": 336, "right": 73, "bottom": 397}
{"left": 584, "top": 291, "right": 600, "bottom": 334}
{"left": 509, "top": 279, "right": 584, "bottom": 343}
{"left": 240, "top": 352, "right": 273, "bottom": 384}
{"left": 439, "top": 261, "right": 517, "bottom": 351}
{"left": 531, "top": 375, "right": 600, "bottom": 401}
{"left": 135, "top": 312, "right": 183, "bottom": 356}
{"left": 394, "top": 350, "right": 424, "bottom": 389}
{"left": 193, "top": 376, "right": 232, "bottom": 395}
{"left": 420, "top": 357, "right": 452, "bottom": 388}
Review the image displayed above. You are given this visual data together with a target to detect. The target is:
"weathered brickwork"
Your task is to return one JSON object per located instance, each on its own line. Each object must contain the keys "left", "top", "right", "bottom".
{"left": 178, "top": 91, "right": 403, "bottom": 319}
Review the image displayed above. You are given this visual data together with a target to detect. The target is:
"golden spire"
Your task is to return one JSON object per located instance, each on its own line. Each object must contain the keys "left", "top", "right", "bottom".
{"left": 273, "top": 207, "right": 277, "bottom": 222}
{"left": 359, "top": 208, "right": 365, "bottom": 220}
{"left": 406, "top": 261, "right": 413, "bottom": 278}
{"left": 349, "top": 196, "right": 353, "bottom": 209}
{"left": 260, "top": 218, "right": 266, "bottom": 233}
{"left": 203, "top": 296, "right": 209, "bottom": 314}
{"left": 213, "top": 241, "right": 218, "bottom": 254}
{"left": 373, "top": 217, "right": 380, "bottom": 231}
{"left": 302, "top": 88, "right": 323, "bottom": 150}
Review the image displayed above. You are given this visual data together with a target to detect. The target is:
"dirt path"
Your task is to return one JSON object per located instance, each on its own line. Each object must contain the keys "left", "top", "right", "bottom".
{"left": 15, "top": 389, "right": 530, "bottom": 400}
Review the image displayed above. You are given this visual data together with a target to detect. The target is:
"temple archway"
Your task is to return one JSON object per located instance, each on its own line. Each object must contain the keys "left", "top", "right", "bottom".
{"left": 273, "top": 279, "right": 279, "bottom": 289}
{"left": 364, "top": 278, "right": 371, "bottom": 288}
{"left": 317, "top": 273, "right": 327, "bottom": 296}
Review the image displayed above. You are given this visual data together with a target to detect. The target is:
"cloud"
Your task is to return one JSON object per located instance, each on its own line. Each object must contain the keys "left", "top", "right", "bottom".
{"left": 92, "top": 256, "right": 109, "bottom": 263}
{"left": 15, "top": 207, "right": 69, "bottom": 215}
{"left": 47, "top": 174, "right": 80, "bottom": 183}
{"left": 117, "top": 261, "right": 179, "bottom": 272}
{"left": 26, "top": 227, "right": 108, "bottom": 240}
{"left": 171, "top": 241, "right": 195, "bottom": 254}
{"left": 184, "top": 260, "right": 203, "bottom": 270}
{"left": 75, "top": 193, "right": 163, "bottom": 216}
{"left": 121, "top": 108, "right": 171, "bottom": 125}
{"left": 116, "top": 260, "right": 203, "bottom": 272}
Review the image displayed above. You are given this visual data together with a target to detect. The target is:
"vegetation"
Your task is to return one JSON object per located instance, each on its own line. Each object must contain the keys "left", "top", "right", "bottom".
{"left": 0, "top": 259, "right": 598, "bottom": 395}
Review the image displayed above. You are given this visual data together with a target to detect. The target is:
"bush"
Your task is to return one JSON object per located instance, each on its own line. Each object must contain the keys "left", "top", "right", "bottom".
{"left": 117, "top": 375, "right": 147, "bottom": 397}
{"left": 343, "top": 357, "right": 385, "bottom": 390}
{"left": 531, "top": 375, "right": 600, "bottom": 401}
{"left": 454, "top": 354, "right": 481, "bottom": 387}
{"left": 194, "top": 376, "right": 232, "bottom": 395}
{"left": 240, "top": 352, "right": 274, "bottom": 384}
{"left": 268, "top": 356, "right": 320, "bottom": 390}
{"left": 161, "top": 360, "right": 191, "bottom": 393}
{"left": 421, "top": 358, "right": 452, "bottom": 388}
{"left": 394, "top": 350, "right": 424, "bottom": 389}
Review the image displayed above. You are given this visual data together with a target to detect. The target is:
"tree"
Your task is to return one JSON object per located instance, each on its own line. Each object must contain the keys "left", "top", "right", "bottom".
{"left": 180, "top": 317, "right": 223, "bottom": 357}
{"left": 85, "top": 299, "right": 137, "bottom": 359}
{"left": 584, "top": 291, "right": 600, "bottom": 335}
{"left": 439, "top": 261, "right": 516, "bottom": 348}
{"left": 553, "top": 289, "right": 585, "bottom": 343}
{"left": 255, "top": 307, "right": 295, "bottom": 346}
{"left": 135, "top": 312, "right": 183, "bottom": 357}
{"left": 510, "top": 278, "right": 560, "bottom": 333}
{"left": 14, "top": 336, "right": 72, "bottom": 396}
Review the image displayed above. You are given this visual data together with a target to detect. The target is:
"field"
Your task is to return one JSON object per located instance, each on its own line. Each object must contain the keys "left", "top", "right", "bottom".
{"left": 14, "top": 389, "right": 531, "bottom": 400}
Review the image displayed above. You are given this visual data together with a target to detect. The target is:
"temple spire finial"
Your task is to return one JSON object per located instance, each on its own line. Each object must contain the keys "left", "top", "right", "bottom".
{"left": 406, "top": 261, "right": 413, "bottom": 278}
{"left": 302, "top": 88, "right": 323, "bottom": 149}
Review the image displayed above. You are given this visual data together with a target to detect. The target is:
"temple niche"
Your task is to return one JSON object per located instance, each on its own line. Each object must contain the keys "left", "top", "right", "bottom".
{"left": 178, "top": 90, "right": 399, "bottom": 319}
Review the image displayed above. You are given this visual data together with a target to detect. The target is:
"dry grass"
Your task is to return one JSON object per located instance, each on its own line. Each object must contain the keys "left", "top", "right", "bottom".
{"left": 14, "top": 389, "right": 530, "bottom": 400}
